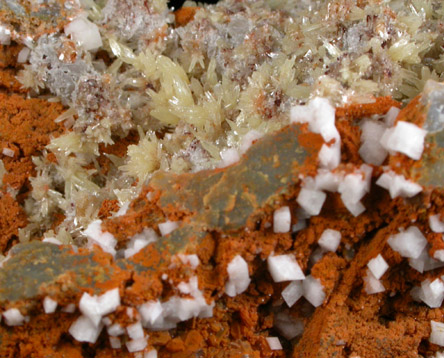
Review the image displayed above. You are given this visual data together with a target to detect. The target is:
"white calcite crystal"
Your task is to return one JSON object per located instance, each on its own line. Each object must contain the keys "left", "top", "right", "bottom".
{"left": 69, "top": 315, "right": 104, "bottom": 343}
{"left": 145, "top": 350, "right": 158, "bottom": 358}
{"left": 363, "top": 269, "right": 385, "bottom": 294}
{"left": 79, "top": 288, "right": 120, "bottom": 326}
{"left": 2, "top": 148, "right": 14, "bottom": 157}
{"left": 266, "top": 337, "right": 283, "bottom": 350}
{"left": 430, "top": 321, "right": 444, "bottom": 347}
{"left": 367, "top": 254, "right": 389, "bottom": 280}
{"left": 430, "top": 214, "right": 444, "bottom": 233}
{"left": 387, "top": 226, "right": 428, "bottom": 259}
{"left": 141, "top": 277, "right": 214, "bottom": 331}
{"left": 338, "top": 165, "right": 372, "bottom": 216}
{"left": 43, "top": 296, "right": 58, "bottom": 314}
{"left": 126, "top": 336, "right": 148, "bottom": 353}
{"left": 139, "top": 300, "right": 163, "bottom": 327}
{"left": 296, "top": 188, "right": 327, "bottom": 216}
{"left": 380, "top": 121, "right": 427, "bottom": 160}
{"left": 420, "top": 279, "right": 444, "bottom": 308}
{"left": 124, "top": 228, "right": 157, "bottom": 258}
{"left": 302, "top": 275, "right": 326, "bottom": 307}
{"left": 318, "top": 229, "right": 341, "bottom": 252}
{"left": 65, "top": 16, "right": 103, "bottom": 51}
{"left": 267, "top": 254, "right": 305, "bottom": 282}
{"left": 127, "top": 321, "right": 144, "bottom": 340}
{"left": 290, "top": 97, "right": 340, "bottom": 169}
{"left": 282, "top": 280, "right": 303, "bottom": 307}
{"left": 177, "top": 254, "right": 200, "bottom": 269}
{"left": 273, "top": 206, "right": 291, "bottom": 233}
{"left": 158, "top": 220, "right": 179, "bottom": 236}
{"left": 314, "top": 169, "right": 342, "bottom": 192}
{"left": 359, "top": 119, "right": 388, "bottom": 165}
{"left": 225, "top": 255, "right": 251, "bottom": 297}
{"left": 0, "top": 25, "right": 11, "bottom": 45}
{"left": 376, "top": 170, "right": 422, "bottom": 198}
{"left": 107, "top": 323, "right": 125, "bottom": 336}
{"left": 409, "top": 246, "right": 444, "bottom": 273}
{"left": 84, "top": 220, "right": 117, "bottom": 256}
{"left": 3, "top": 308, "right": 27, "bottom": 326}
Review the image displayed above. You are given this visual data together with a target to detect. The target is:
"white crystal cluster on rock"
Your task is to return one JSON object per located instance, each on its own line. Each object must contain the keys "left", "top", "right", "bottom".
{"left": 291, "top": 97, "right": 340, "bottom": 170}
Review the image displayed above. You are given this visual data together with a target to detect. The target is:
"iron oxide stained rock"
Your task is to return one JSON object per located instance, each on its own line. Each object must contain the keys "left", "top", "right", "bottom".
{"left": 0, "top": 241, "right": 126, "bottom": 306}
{"left": 0, "top": 123, "right": 321, "bottom": 307}
{"left": 150, "top": 123, "right": 316, "bottom": 231}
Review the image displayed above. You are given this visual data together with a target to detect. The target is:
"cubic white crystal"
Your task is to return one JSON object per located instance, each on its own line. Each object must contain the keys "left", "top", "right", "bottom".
{"left": 98, "top": 288, "right": 120, "bottom": 315}
{"left": 139, "top": 300, "right": 163, "bottom": 327}
{"left": 409, "top": 247, "right": 444, "bottom": 273}
{"left": 376, "top": 171, "right": 422, "bottom": 198}
{"left": 158, "top": 220, "right": 179, "bottom": 236}
{"left": 84, "top": 220, "right": 117, "bottom": 256}
{"left": 124, "top": 228, "right": 157, "bottom": 258}
{"left": 282, "top": 280, "right": 303, "bottom": 307}
{"left": 420, "top": 279, "right": 444, "bottom": 308}
{"left": 291, "top": 97, "right": 340, "bottom": 169}
{"left": 3, "top": 308, "right": 26, "bottom": 326}
{"left": 0, "top": 26, "right": 11, "bottom": 45}
{"left": 69, "top": 315, "right": 104, "bottom": 343}
{"left": 290, "top": 97, "right": 338, "bottom": 142}
{"left": 435, "top": 250, "right": 444, "bottom": 262}
{"left": 387, "top": 226, "right": 428, "bottom": 259}
{"left": 126, "top": 336, "right": 148, "bottom": 353}
{"left": 296, "top": 188, "right": 326, "bottom": 216}
{"left": 303, "top": 275, "right": 326, "bottom": 307}
{"left": 79, "top": 288, "right": 120, "bottom": 327}
{"left": 367, "top": 254, "right": 389, "bottom": 280}
{"left": 127, "top": 321, "right": 144, "bottom": 340}
{"left": 107, "top": 323, "right": 125, "bottom": 336}
{"left": 43, "top": 297, "right": 58, "bottom": 314}
{"left": 2, "top": 148, "right": 14, "bottom": 157}
{"left": 225, "top": 255, "right": 251, "bottom": 297}
{"left": 380, "top": 121, "right": 427, "bottom": 160}
{"left": 338, "top": 165, "right": 372, "bottom": 217}
{"left": 273, "top": 206, "right": 291, "bottom": 233}
{"left": 430, "top": 214, "right": 444, "bottom": 233}
{"left": 267, "top": 255, "right": 305, "bottom": 282}
{"left": 177, "top": 254, "right": 200, "bottom": 268}
{"left": 363, "top": 269, "right": 385, "bottom": 294}
{"left": 318, "top": 229, "right": 341, "bottom": 252}
{"left": 430, "top": 321, "right": 444, "bottom": 346}
{"left": 318, "top": 141, "right": 341, "bottom": 169}
{"left": 315, "top": 170, "right": 341, "bottom": 192}
{"left": 359, "top": 120, "right": 388, "bottom": 165}
{"left": 266, "top": 337, "right": 283, "bottom": 350}
{"left": 64, "top": 16, "right": 103, "bottom": 51}
{"left": 145, "top": 350, "right": 158, "bottom": 358}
